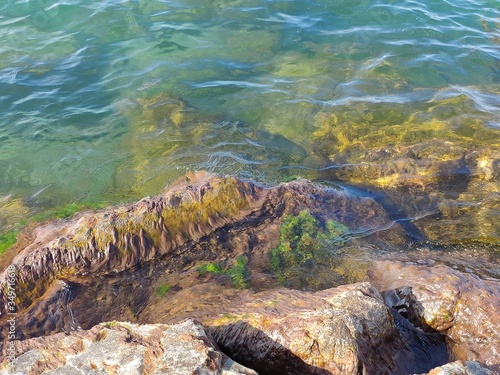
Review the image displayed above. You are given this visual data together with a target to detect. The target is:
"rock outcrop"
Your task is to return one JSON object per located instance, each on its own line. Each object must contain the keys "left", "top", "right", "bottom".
{"left": 2, "top": 270, "right": 498, "bottom": 374}
{"left": 369, "top": 260, "right": 500, "bottom": 370}
{"left": 0, "top": 319, "right": 257, "bottom": 375}
{"left": 1, "top": 173, "right": 499, "bottom": 374}
{"left": 205, "top": 282, "right": 448, "bottom": 375}
{"left": 0, "top": 172, "right": 407, "bottom": 340}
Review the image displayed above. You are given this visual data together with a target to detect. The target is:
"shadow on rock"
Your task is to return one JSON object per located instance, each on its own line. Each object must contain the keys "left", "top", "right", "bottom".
{"left": 213, "top": 321, "right": 331, "bottom": 375}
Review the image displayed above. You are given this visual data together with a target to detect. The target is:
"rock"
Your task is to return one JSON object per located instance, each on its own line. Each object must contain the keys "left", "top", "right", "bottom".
{"left": 0, "top": 319, "right": 258, "bottom": 375}
{"left": 427, "top": 360, "right": 495, "bottom": 375}
{"left": 369, "top": 260, "right": 500, "bottom": 370}
{"left": 204, "top": 282, "right": 449, "bottom": 375}
{"left": 309, "top": 96, "right": 500, "bottom": 247}
{"left": 0, "top": 173, "right": 406, "bottom": 340}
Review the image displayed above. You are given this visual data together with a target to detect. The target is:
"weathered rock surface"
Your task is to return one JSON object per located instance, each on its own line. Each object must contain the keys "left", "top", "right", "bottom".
{"left": 427, "top": 360, "right": 496, "bottom": 375}
{"left": 0, "top": 319, "right": 257, "bottom": 375}
{"left": 0, "top": 172, "right": 407, "bottom": 340}
{"left": 2, "top": 276, "right": 498, "bottom": 375}
{"left": 204, "top": 282, "right": 448, "bottom": 375}
{"left": 369, "top": 260, "right": 500, "bottom": 370}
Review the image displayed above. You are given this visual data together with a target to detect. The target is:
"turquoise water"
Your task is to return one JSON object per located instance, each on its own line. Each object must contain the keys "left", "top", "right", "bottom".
{"left": 0, "top": 0, "right": 499, "bottom": 226}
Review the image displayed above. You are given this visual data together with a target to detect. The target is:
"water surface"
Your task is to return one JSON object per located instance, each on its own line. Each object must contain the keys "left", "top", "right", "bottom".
{"left": 0, "top": 0, "right": 499, "bottom": 242}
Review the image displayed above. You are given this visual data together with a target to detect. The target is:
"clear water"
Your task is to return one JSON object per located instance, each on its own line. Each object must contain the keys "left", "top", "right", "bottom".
{"left": 0, "top": 0, "right": 499, "bottom": 228}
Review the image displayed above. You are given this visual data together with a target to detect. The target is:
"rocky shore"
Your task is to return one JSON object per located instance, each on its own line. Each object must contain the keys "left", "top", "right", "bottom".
{"left": 0, "top": 173, "right": 498, "bottom": 374}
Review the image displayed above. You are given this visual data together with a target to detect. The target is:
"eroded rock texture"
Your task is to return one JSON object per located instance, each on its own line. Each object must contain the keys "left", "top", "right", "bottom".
{"left": 0, "top": 173, "right": 406, "bottom": 340}
{"left": 370, "top": 260, "right": 500, "bottom": 371}
{"left": 0, "top": 319, "right": 257, "bottom": 375}
{"left": 205, "top": 282, "right": 448, "bottom": 375}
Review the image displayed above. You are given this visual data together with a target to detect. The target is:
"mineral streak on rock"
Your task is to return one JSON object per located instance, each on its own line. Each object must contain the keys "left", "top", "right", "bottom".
{"left": 0, "top": 172, "right": 405, "bottom": 340}
{"left": 369, "top": 260, "right": 500, "bottom": 371}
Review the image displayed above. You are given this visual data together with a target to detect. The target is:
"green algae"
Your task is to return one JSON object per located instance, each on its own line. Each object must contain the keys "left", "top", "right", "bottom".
{"left": 156, "top": 284, "right": 171, "bottom": 297}
{"left": 198, "top": 262, "right": 225, "bottom": 275}
{"left": 227, "top": 255, "right": 249, "bottom": 289}
{"left": 198, "top": 255, "right": 249, "bottom": 289}
{"left": 311, "top": 95, "right": 500, "bottom": 165}
{"left": 32, "top": 202, "right": 108, "bottom": 222}
{"left": 0, "top": 231, "right": 17, "bottom": 255}
{"left": 270, "top": 210, "right": 349, "bottom": 284}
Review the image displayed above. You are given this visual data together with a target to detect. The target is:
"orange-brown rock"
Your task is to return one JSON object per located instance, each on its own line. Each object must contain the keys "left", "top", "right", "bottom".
{"left": 0, "top": 173, "right": 405, "bottom": 340}
{"left": 205, "top": 282, "right": 449, "bottom": 375}
{"left": 369, "top": 260, "right": 500, "bottom": 371}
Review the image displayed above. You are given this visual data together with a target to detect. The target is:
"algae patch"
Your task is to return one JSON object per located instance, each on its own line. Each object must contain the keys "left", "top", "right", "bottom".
{"left": 270, "top": 210, "right": 349, "bottom": 284}
{"left": 156, "top": 284, "right": 171, "bottom": 297}
{"left": 0, "top": 231, "right": 17, "bottom": 255}
{"left": 198, "top": 255, "right": 249, "bottom": 289}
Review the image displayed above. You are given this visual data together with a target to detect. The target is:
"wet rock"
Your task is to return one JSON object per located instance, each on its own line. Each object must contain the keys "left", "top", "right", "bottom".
{"left": 0, "top": 319, "right": 257, "bottom": 375}
{"left": 205, "top": 282, "right": 448, "bottom": 375}
{"left": 316, "top": 142, "right": 500, "bottom": 246}
{"left": 427, "top": 360, "right": 495, "bottom": 375}
{"left": 309, "top": 96, "right": 500, "bottom": 246}
{"left": 0, "top": 173, "right": 406, "bottom": 340}
{"left": 369, "top": 260, "right": 500, "bottom": 370}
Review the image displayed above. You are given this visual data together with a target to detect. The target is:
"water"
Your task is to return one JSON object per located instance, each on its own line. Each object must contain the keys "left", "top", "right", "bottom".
{"left": 0, "top": 0, "right": 499, "bottom": 236}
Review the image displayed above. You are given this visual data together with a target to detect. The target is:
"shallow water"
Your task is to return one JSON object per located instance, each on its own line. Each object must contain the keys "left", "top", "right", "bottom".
{"left": 0, "top": 0, "right": 499, "bottom": 239}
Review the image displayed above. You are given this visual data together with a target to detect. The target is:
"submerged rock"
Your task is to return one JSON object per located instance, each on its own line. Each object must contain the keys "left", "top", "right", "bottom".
{"left": 369, "top": 260, "right": 500, "bottom": 371}
{"left": 0, "top": 319, "right": 257, "bottom": 375}
{"left": 309, "top": 95, "right": 500, "bottom": 247}
{"left": 0, "top": 172, "right": 406, "bottom": 340}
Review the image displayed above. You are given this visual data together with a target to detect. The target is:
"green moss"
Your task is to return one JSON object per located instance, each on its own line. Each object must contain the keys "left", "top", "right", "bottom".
{"left": 0, "top": 230, "right": 18, "bottom": 255}
{"left": 156, "top": 284, "right": 171, "bottom": 297}
{"left": 197, "top": 255, "right": 249, "bottom": 289}
{"left": 270, "top": 210, "right": 349, "bottom": 283}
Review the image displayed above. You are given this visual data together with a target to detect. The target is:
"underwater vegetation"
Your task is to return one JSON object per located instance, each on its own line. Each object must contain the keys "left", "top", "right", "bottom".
{"left": 156, "top": 284, "right": 171, "bottom": 297}
{"left": 198, "top": 255, "right": 249, "bottom": 289}
{"left": 311, "top": 94, "right": 500, "bottom": 165}
{"left": 0, "top": 231, "right": 17, "bottom": 255}
{"left": 270, "top": 210, "right": 349, "bottom": 284}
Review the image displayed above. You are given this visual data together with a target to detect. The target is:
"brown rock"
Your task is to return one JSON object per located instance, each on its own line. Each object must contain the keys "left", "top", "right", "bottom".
{"left": 427, "top": 360, "right": 495, "bottom": 375}
{"left": 369, "top": 260, "right": 500, "bottom": 370}
{"left": 205, "top": 282, "right": 448, "bottom": 375}
{"left": 0, "top": 319, "right": 258, "bottom": 375}
{"left": 0, "top": 173, "right": 406, "bottom": 340}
